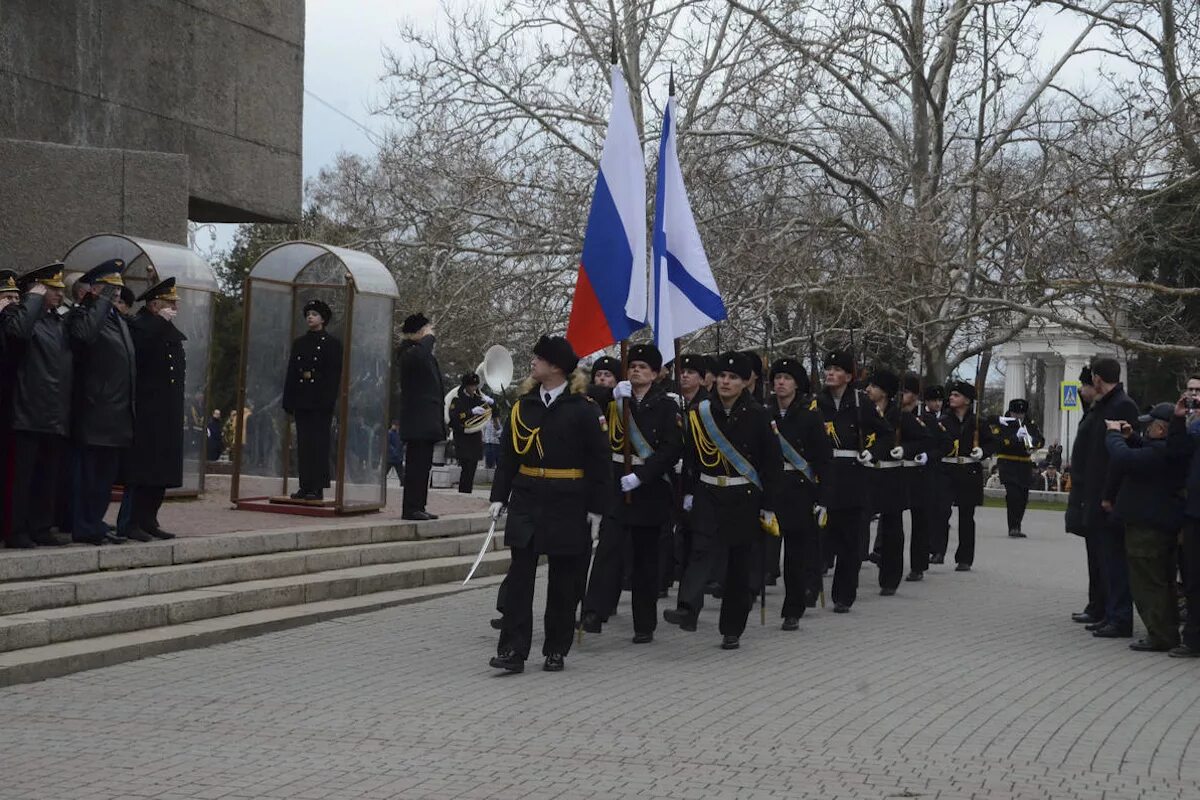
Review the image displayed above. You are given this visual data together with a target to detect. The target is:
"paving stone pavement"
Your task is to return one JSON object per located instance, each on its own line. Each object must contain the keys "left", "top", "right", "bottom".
{"left": 1, "top": 507, "right": 1198, "bottom": 800}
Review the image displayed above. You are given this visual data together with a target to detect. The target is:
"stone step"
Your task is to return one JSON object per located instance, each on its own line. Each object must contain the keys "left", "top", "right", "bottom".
{"left": 0, "top": 530, "right": 504, "bottom": 616}
{"left": 0, "top": 551, "right": 510, "bottom": 654}
{"left": 0, "top": 513, "right": 500, "bottom": 584}
{"left": 0, "top": 573, "right": 507, "bottom": 688}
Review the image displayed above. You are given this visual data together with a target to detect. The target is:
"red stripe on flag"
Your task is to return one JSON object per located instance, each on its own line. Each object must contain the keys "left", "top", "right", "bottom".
{"left": 566, "top": 264, "right": 615, "bottom": 357}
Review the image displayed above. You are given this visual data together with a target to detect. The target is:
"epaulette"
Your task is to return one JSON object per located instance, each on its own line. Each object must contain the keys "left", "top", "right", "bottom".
{"left": 808, "top": 397, "right": 817, "bottom": 411}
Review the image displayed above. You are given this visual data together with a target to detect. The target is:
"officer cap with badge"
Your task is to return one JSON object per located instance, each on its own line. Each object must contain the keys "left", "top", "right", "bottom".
{"left": 17, "top": 262, "right": 67, "bottom": 291}
{"left": 823, "top": 349, "right": 855, "bottom": 374}
{"left": 677, "top": 353, "right": 707, "bottom": 376}
{"left": 947, "top": 380, "right": 976, "bottom": 402}
{"left": 138, "top": 277, "right": 180, "bottom": 304}
{"left": 303, "top": 299, "right": 333, "bottom": 325}
{"left": 627, "top": 342, "right": 663, "bottom": 372}
{"left": 78, "top": 258, "right": 126, "bottom": 287}
{"left": 768, "top": 357, "right": 804, "bottom": 384}
{"left": 716, "top": 350, "right": 754, "bottom": 380}
{"left": 591, "top": 355, "right": 621, "bottom": 380}
{"left": 1007, "top": 398, "right": 1029, "bottom": 415}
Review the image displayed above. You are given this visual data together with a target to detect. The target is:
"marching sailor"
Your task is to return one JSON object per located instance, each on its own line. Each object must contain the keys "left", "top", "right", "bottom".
{"left": 995, "top": 398, "right": 1045, "bottom": 538}
{"left": 939, "top": 380, "right": 999, "bottom": 571}
{"left": 901, "top": 375, "right": 947, "bottom": 581}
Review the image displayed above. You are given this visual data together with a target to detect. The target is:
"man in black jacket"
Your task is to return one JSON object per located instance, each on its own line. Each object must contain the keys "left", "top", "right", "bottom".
{"left": 1081, "top": 357, "right": 1141, "bottom": 638}
{"left": 122, "top": 278, "right": 187, "bottom": 541}
{"left": 68, "top": 259, "right": 134, "bottom": 546}
{"left": 1167, "top": 390, "right": 1200, "bottom": 657}
{"left": 488, "top": 335, "right": 609, "bottom": 673}
{"left": 396, "top": 312, "right": 446, "bottom": 520}
{"left": 1067, "top": 366, "right": 1104, "bottom": 624}
{"left": 2, "top": 264, "right": 73, "bottom": 548}
{"left": 580, "top": 343, "right": 682, "bottom": 643}
{"left": 0, "top": 268, "right": 18, "bottom": 545}
{"left": 282, "top": 299, "right": 342, "bottom": 502}
{"left": 766, "top": 357, "right": 832, "bottom": 629}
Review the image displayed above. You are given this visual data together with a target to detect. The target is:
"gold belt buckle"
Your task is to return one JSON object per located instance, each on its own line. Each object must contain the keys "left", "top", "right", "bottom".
{"left": 717, "top": 475, "right": 728, "bottom": 487}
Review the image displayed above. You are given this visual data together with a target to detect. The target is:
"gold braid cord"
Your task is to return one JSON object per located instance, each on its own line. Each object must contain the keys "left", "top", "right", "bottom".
{"left": 510, "top": 402, "right": 543, "bottom": 460}
{"left": 607, "top": 401, "right": 626, "bottom": 453}
{"left": 688, "top": 409, "right": 729, "bottom": 471}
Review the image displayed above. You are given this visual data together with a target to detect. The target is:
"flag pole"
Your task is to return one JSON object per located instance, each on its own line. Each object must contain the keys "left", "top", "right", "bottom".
{"left": 621, "top": 339, "right": 633, "bottom": 505}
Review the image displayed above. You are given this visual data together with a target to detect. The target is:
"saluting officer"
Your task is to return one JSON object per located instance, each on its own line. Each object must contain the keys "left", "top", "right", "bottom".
{"left": 0, "top": 269, "right": 18, "bottom": 544}
{"left": 996, "top": 398, "right": 1045, "bottom": 538}
{"left": 665, "top": 351, "right": 782, "bottom": 650}
{"left": 122, "top": 278, "right": 186, "bottom": 541}
{"left": 488, "top": 335, "right": 610, "bottom": 674}
{"left": 580, "top": 343, "right": 683, "bottom": 643}
{"left": 817, "top": 350, "right": 891, "bottom": 612}
{"left": 939, "top": 380, "right": 998, "bottom": 571}
{"left": 447, "top": 372, "right": 495, "bottom": 494}
{"left": 766, "top": 357, "right": 832, "bottom": 629}
{"left": 901, "top": 375, "right": 946, "bottom": 581}
{"left": 864, "top": 369, "right": 929, "bottom": 595}
{"left": 282, "top": 299, "right": 343, "bottom": 502}
{"left": 2, "top": 264, "right": 73, "bottom": 548}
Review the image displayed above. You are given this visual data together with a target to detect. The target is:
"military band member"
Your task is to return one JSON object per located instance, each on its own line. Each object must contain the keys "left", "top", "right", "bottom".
{"left": 923, "top": 385, "right": 953, "bottom": 564}
{"left": 939, "top": 381, "right": 999, "bottom": 571}
{"left": 2, "top": 264, "right": 73, "bottom": 548}
{"left": 282, "top": 299, "right": 342, "bottom": 502}
{"left": 995, "top": 398, "right": 1045, "bottom": 537}
{"left": 580, "top": 343, "right": 683, "bottom": 643}
{"left": 901, "top": 375, "right": 947, "bottom": 581}
{"left": 665, "top": 351, "right": 781, "bottom": 649}
{"left": 489, "top": 335, "right": 609, "bottom": 673}
{"left": 817, "top": 350, "right": 891, "bottom": 612}
{"left": 122, "top": 278, "right": 187, "bottom": 541}
{"left": 864, "top": 369, "right": 928, "bottom": 595}
{"left": 447, "top": 372, "right": 494, "bottom": 494}
{"left": 767, "top": 357, "right": 832, "bottom": 629}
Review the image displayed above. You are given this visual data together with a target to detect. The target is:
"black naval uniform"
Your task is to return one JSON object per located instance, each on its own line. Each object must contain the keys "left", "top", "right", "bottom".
{"left": 995, "top": 417, "right": 1045, "bottom": 534}
{"left": 909, "top": 406, "right": 949, "bottom": 573}
{"left": 677, "top": 392, "right": 782, "bottom": 636}
{"left": 447, "top": 388, "right": 488, "bottom": 494}
{"left": 767, "top": 394, "right": 832, "bottom": 618}
{"left": 2, "top": 292, "right": 73, "bottom": 546}
{"left": 870, "top": 404, "right": 929, "bottom": 592}
{"left": 817, "top": 386, "right": 891, "bottom": 608}
{"left": 124, "top": 307, "right": 186, "bottom": 535}
{"left": 582, "top": 383, "right": 683, "bottom": 636}
{"left": 491, "top": 384, "right": 610, "bottom": 663}
{"left": 938, "top": 410, "right": 999, "bottom": 567}
{"left": 672, "top": 387, "right": 709, "bottom": 584}
{"left": 282, "top": 329, "right": 343, "bottom": 497}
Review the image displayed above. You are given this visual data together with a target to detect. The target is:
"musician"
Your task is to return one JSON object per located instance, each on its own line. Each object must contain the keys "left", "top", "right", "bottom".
{"left": 939, "top": 380, "right": 999, "bottom": 571}
{"left": 488, "top": 335, "right": 609, "bottom": 673}
{"left": 864, "top": 369, "right": 929, "bottom": 595}
{"left": 767, "top": 357, "right": 832, "bottom": 629}
{"left": 902, "top": 375, "right": 947, "bottom": 581}
{"left": 447, "top": 372, "right": 494, "bottom": 494}
{"left": 580, "top": 343, "right": 682, "bottom": 643}
{"left": 282, "top": 299, "right": 342, "bottom": 502}
{"left": 665, "top": 351, "right": 781, "bottom": 650}
{"left": 816, "top": 350, "right": 892, "bottom": 612}
{"left": 995, "top": 398, "right": 1045, "bottom": 538}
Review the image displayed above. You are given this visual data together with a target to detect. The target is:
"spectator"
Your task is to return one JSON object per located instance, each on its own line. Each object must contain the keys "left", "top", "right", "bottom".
{"left": 1046, "top": 442, "right": 1064, "bottom": 470}
{"left": 206, "top": 409, "right": 223, "bottom": 462}
{"left": 483, "top": 414, "right": 502, "bottom": 469}
{"left": 985, "top": 465, "right": 1002, "bottom": 489}
{"left": 1105, "top": 403, "right": 1186, "bottom": 652}
{"left": 1167, "top": 385, "right": 1200, "bottom": 657}
{"left": 1043, "top": 465, "right": 1061, "bottom": 492}
{"left": 387, "top": 420, "right": 403, "bottom": 481}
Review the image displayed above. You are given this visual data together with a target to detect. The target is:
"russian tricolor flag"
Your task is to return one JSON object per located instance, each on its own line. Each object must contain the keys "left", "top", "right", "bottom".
{"left": 566, "top": 64, "right": 647, "bottom": 356}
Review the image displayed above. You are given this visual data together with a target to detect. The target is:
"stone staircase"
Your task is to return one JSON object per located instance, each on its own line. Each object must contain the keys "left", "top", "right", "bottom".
{"left": 0, "top": 514, "right": 508, "bottom": 686}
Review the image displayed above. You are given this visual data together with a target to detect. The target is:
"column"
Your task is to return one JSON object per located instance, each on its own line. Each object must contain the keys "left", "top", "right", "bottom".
{"left": 1003, "top": 355, "right": 1027, "bottom": 406}
{"left": 1059, "top": 355, "right": 1089, "bottom": 457}
{"left": 1042, "top": 357, "right": 1065, "bottom": 448}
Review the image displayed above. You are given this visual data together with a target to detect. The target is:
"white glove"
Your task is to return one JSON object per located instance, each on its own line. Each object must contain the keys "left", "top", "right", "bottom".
{"left": 488, "top": 501, "right": 504, "bottom": 519}
{"left": 1017, "top": 426, "right": 1033, "bottom": 448}
{"left": 587, "top": 512, "right": 602, "bottom": 541}
{"left": 890, "top": 446, "right": 904, "bottom": 459}
{"left": 813, "top": 505, "right": 828, "bottom": 528}
{"left": 471, "top": 406, "right": 486, "bottom": 416}
{"left": 682, "top": 494, "right": 694, "bottom": 512}
{"left": 481, "top": 393, "right": 495, "bottom": 406}
{"left": 857, "top": 450, "right": 873, "bottom": 465}
{"left": 620, "top": 473, "right": 642, "bottom": 493}
{"left": 759, "top": 510, "right": 777, "bottom": 526}
{"left": 613, "top": 380, "right": 633, "bottom": 400}
{"left": 970, "top": 447, "right": 984, "bottom": 460}
{"left": 158, "top": 307, "right": 178, "bottom": 322}
{"left": 914, "top": 452, "right": 929, "bottom": 466}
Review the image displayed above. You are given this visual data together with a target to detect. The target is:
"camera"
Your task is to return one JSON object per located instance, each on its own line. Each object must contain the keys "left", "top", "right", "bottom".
{"left": 1185, "top": 397, "right": 1200, "bottom": 410}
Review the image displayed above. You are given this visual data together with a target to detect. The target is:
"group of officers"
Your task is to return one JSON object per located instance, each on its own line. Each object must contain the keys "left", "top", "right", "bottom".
{"left": 486, "top": 334, "right": 1045, "bottom": 673}
{"left": 0, "top": 260, "right": 187, "bottom": 548}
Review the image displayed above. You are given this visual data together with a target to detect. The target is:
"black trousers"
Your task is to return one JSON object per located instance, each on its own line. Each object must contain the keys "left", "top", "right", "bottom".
{"left": 130, "top": 485, "right": 167, "bottom": 534}
{"left": 498, "top": 546, "right": 587, "bottom": 660}
{"left": 765, "top": 533, "right": 782, "bottom": 581}
{"left": 908, "top": 506, "right": 931, "bottom": 574}
{"left": 294, "top": 409, "right": 332, "bottom": 493}
{"left": 1083, "top": 529, "right": 1108, "bottom": 619}
{"left": 1181, "top": 519, "right": 1200, "bottom": 649}
{"left": 582, "top": 513, "right": 625, "bottom": 620}
{"left": 877, "top": 510, "right": 905, "bottom": 590}
{"left": 1004, "top": 482, "right": 1030, "bottom": 532}
{"left": 73, "top": 445, "right": 120, "bottom": 541}
{"left": 931, "top": 486, "right": 952, "bottom": 558}
{"left": 10, "top": 431, "right": 65, "bottom": 540}
{"left": 658, "top": 522, "right": 675, "bottom": 591}
{"left": 457, "top": 459, "right": 477, "bottom": 493}
{"left": 402, "top": 440, "right": 434, "bottom": 513}
{"left": 827, "top": 508, "right": 864, "bottom": 607}
{"left": 781, "top": 512, "right": 819, "bottom": 618}
{"left": 952, "top": 503, "right": 977, "bottom": 566}
{"left": 718, "top": 543, "right": 754, "bottom": 637}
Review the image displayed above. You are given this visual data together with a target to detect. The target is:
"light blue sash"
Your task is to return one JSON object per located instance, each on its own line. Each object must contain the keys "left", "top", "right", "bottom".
{"left": 698, "top": 400, "right": 762, "bottom": 490}
{"left": 773, "top": 421, "right": 817, "bottom": 484}
{"left": 615, "top": 398, "right": 654, "bottom": 460}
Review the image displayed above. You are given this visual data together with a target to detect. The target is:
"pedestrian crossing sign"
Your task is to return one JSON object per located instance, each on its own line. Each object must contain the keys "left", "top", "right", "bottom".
{"left": 1060, "top": 381, "right": 1081, "bottom": 411}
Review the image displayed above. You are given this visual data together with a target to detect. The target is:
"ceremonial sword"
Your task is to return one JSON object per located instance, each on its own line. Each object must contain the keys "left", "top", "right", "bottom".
{"left": 462, "top": 513, "right": 502, "bottom": 585}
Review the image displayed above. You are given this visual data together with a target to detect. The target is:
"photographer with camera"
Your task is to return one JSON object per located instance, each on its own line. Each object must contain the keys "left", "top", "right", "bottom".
{"left": 1167, "top": 378, "right": 1200, "bottom": 657}
{"left": 1105, "top": 406, "right": 1186, "bottom": 652}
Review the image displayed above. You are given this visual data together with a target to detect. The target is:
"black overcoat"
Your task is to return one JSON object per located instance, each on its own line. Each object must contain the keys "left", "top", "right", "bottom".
{"left": 282, "top": 330, "right": 342, "bottom": 414}
{"left": 1, "top": 293, "right": 73, "bottom": 437}
{"left": 67, "top": 294, "right": 136, "bottom": 448}
{"left": 995, "top": 418, "right": 1045, "bottom": 488}
{"left": 606, "top": 382, "right": 683, "bottom": 527}
{"left": 396, "top": 334, "right": 446, "bottom": 443}
{"left": 125, "top": 308, "right": 187, "bottom": 488}
{"left": 816, "top": 387, "right": 891, "bottom": 511}
{"left": 767, "top": 394, "right": 832, "bottom": 526}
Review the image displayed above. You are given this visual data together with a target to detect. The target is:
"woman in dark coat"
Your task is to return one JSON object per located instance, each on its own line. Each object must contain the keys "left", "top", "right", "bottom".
{"left": 282, "top": 299, "right": 342, "bottom": 501}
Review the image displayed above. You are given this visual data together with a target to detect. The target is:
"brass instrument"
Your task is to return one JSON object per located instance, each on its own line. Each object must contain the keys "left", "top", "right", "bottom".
{"left": 445, "top": 345, "right": 514, "bottom": 432}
